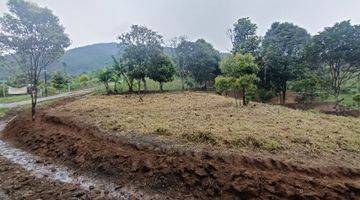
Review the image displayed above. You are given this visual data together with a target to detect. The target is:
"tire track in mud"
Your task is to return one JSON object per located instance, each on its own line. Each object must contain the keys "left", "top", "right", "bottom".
{"left": 2, "top": 111, "right": 360, "bottom": 200}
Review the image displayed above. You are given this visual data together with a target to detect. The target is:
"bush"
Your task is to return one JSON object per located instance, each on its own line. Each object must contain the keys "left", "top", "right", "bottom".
{"left": 215, "top": 76, "right": 233, "bottom": 94}
{"left": 354, "top": 93, "right": 360, "bottom": 104}
{"left": 182, "top": 131, "right": 218, "bottom": 145}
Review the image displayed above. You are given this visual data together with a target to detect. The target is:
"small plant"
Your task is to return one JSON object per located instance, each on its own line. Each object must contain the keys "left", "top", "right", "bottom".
{"left": 182, "top": 131, "right": 218, "bottom": 145}
{"left": 262, "top": 139, "right": 283, "bottom": 152}
{"left": 154, "top": 128, "right": 171, "bottom": 136}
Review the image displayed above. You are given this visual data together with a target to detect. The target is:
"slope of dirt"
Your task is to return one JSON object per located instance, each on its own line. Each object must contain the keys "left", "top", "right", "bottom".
{"left": 2, "top": 109, "right": 360, "bottom": 199}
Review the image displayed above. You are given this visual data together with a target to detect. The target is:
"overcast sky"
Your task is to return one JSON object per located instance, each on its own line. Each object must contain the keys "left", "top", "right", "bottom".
{"left": 1, "top": 0, "right": 360, "bottom": 52}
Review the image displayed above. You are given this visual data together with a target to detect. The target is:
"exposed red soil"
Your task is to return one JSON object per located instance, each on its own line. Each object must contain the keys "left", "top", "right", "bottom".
{"left": 0, "top": 156, "right": 112, "bottom": 200}
{"left": 2, "top": 104, "right": 360, "bottom": 199}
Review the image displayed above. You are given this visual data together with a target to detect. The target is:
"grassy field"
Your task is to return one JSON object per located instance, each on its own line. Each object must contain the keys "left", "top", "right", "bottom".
{"left": 0, "top": 95, "right": 30, "bottom": 103}
{"left": 55, "top": 92, "right": 360, "bottom": 158}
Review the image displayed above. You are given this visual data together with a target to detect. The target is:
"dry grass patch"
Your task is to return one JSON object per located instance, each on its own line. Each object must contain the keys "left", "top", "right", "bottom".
{"left": 55, "top": 92, "right": 360, "bottom": 156}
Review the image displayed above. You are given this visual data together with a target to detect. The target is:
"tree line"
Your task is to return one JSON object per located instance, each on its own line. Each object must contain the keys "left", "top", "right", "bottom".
{"left": 99, "top": 17, "right": 360, "bottom": 110}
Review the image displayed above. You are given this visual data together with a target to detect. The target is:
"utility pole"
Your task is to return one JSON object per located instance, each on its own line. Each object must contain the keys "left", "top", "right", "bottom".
{"left": 44, "top": 68, "right": 48, "bottom": 97}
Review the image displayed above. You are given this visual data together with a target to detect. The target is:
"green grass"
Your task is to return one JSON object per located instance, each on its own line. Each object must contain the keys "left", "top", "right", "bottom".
{"left": 97, "top": 78, "right": 184, "bottom": 94}
{"left": 0, "top": 95, "right": 30, "bottom": 103}
{"left": 0, "top": 107, "right": 10, "bottom": 117}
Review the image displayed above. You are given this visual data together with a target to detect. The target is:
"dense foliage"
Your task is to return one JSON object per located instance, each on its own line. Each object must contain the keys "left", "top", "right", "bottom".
{"left": 216, "top": 53, "right": 259, "bottom": 106}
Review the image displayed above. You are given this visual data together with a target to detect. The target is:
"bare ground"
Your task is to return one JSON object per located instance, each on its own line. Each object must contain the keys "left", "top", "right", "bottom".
{"left": 0, "top": 155, "right": 109, "bottom": 200}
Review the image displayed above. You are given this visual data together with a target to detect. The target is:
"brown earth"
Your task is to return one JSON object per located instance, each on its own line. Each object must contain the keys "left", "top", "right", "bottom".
{"left": 285, "top": 102, "right": 360, "bottom": 118}
{"left": 1, "top": 100, "right": 360, "bottom": 200}
{"left": 0, "top": 155, "right": 113, "bottom": 200}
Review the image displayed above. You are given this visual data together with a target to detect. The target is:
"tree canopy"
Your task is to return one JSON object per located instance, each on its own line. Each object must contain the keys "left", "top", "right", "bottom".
{"left": 216, "top": 53, "right": 259, "bottom": 106}
{"left": 261, "top": 22, "right": 310, "bottom": 104}
{"left": 176, "top": 39, "right": 220, "bottom": 88}
{"left": 0, "top": 0, "right": 70, "bottom": 119}
{"left": 229, "top": 17, "right": 260, "bottom": 56}
{"left": 308, "top": 21, "right": 360, "bottom": 109}
{"left": 118, "top": 25, "right": 164, "bottom": 91}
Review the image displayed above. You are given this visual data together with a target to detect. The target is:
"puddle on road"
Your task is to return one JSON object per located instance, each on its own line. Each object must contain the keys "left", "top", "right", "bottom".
{"left": 0, "top": 120, "right": 139, "bottom": 200}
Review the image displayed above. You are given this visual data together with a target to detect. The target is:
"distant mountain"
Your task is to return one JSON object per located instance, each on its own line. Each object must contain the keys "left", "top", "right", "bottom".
{"left": 5, "top": 42, "right": 226, "bottom": 76}
{"left": 50, "top": 43, "right": 123, "bottom": 75}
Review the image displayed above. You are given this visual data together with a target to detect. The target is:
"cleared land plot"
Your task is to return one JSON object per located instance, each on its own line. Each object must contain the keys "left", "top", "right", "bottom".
{"left": 55, "top": 91, "right": 360, "bottom": 166}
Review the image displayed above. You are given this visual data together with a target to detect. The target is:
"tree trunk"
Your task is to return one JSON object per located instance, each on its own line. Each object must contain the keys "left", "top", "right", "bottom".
{"left": 128, "top": 79, "right": 134, "bottom": 93}
{"left": 159, "top": 82, "right": 163, "bottom": 92}
{"left": 334, "top": 89, "right": 341, "bottom": 114}
{"left": 282, "top": 90, "right": 286, "bottom": 105}
{"left": 233, "top": 88, "right": 238, "bottom": 107}
{"left": 137, "top": 80, "right": 141, "bottom": 92}
{"left": 142, "top": 78, "right": 147, "bottom": 91}
{"left": 31, "top": 88, "right": 37, "bottom": 121}
{"left": 181, "top": 76, "right": 185, "bottom": 90}
{"left": 242, "top": 87, "right": 247, "bottom": 106}
{"left": 114, "top": 81, "right": 117, "bottom": 93}
{"left": 104, "top": 83, "right": 110, "bottom": 94}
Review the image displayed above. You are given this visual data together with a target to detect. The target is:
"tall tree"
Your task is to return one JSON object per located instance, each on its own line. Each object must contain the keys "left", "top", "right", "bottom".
{"left": 118, "top": 25, "right": 163, "bottom": 91}
{"left": 308, "top": 21, "right": 360, "bottom": 110}
{"left": 262, "top": 22, "right": 310, "bottom": 104}
{"left": 148, "top": 53, "right": 175, "bottom": 91}
{"left": 169, "top": 36, "right": 188, "bottom": 90}
{"left": 229, "top": 17, "right": 261, "bottom": 56}
{"left": 177, "top": 39, "right": 220, "bottom": 89}
{"left": 0, "top": 0, "right": 70, "bottom": 120}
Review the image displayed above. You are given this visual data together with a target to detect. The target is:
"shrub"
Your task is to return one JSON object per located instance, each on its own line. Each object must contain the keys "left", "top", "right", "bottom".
{"left": 215, "top": 76, "right": 233, "bottom": 94}
{"left": 182, "top": 131, "right": 218, "bottom": 145}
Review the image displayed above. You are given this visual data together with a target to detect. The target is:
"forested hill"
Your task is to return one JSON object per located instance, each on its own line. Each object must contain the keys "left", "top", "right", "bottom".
{"left": 50, "top": 43, "right": 123, "bottom": 75}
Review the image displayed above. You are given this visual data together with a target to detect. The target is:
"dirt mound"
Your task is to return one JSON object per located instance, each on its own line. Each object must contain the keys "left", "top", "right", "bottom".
{"left": 2, "top": 111, "right": 360, "bottom": 199}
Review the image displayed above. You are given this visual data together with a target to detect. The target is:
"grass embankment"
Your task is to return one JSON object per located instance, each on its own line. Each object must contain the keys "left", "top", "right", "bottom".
{"left": 0, "top": 95, "right": 30, "bottom": 103}
{"left": 55, "top": 92, "right": 360, "bottom": 157}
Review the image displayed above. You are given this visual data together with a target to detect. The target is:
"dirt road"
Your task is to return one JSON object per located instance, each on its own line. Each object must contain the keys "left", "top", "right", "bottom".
{"left": 0, "top": 89, "right": 94, "bottom": 108}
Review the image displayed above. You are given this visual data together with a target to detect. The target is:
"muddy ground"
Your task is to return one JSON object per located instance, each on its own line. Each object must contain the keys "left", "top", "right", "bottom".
{"left": 1, "top": 99, "right": 360, "bottom": 200}
{"left": 0, "top": 155, "right": 113, "bottom": 200}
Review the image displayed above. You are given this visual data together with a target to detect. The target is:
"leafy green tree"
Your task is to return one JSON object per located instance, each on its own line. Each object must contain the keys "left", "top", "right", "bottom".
{"left": 118, "top": 25, "right": 163, "bottom": 91}
{"left": 308, "top": 21, "right": 360, "bottom": 110}
{"left": 177, "top": 39, "right": 220, "bottom": 89}
{"left": 353, "top": 93, "right": 360, "bottom": 108}
{"left": 79, "top": 74, "right": 90, "bottom": 83}
{"left": 169, "top": 36, "right": 188, "bottom": 90}
{"left": 97, "top": 68, "right": 113, "bottom": 94}
{"left": 148, "top": 54, "right": 175, "bottom": 91}
{"left": 0, "top": 0, "right": 70, "bottom": 120}
{"left": 229, "top": 17, "right": 261, "bottom": 55}
{"left": 291, "top": 69, "right": 323, "bottom": 103}
{"left": 51, "top": 71, "right": 69, "bottom": 93}
{"left": 262, "top": 22, "right": 310, "bottom": 104}
{"left": 216, "top": 53, "right": 259, "bottom": 106}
